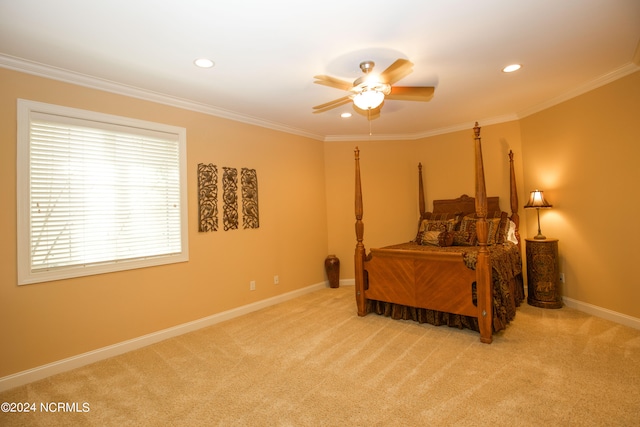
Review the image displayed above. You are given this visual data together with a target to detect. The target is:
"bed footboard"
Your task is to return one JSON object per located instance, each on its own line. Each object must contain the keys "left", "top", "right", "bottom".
{"left": 365, "top": 249, "right": 477, "bottom": 317}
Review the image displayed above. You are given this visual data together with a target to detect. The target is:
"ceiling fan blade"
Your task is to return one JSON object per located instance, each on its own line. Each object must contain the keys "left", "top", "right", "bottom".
{"left": 386, "top": 86, "right": 435, "bottom": 102}
{"left": 312, "top": 96, "right": 352, "bottom": 113}
{"left": 380, "top": 59, "right": 414, "bottom": 85}
{"left": 313, "top": 75, "right": 353, "bottom": 91}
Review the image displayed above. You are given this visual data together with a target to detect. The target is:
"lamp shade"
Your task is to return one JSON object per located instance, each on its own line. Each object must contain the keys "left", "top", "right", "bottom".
{"left": 524, "top": 190, "right": 552, "bottom": 209}
{"left": 352, "top": 89, "right": 385, "bottom": 110}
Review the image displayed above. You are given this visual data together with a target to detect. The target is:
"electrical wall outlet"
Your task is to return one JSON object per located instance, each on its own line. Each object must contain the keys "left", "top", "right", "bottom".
{"left": 559, "top": 273, "right": 565, "bottom": 283}
{"left": 274, "top": 275, "right": 279, "bottom": 285}
{"left": 250, "top": 280, "right": 256, "bottom": 290}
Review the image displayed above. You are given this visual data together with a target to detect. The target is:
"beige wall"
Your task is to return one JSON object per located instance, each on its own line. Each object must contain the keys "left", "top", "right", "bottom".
{"left": 520, "top": 70, "right": 640, "bottom": 318}
{"left": 2, "top": 66, "right": 638, "bottom": 379}
{"left": 0, "top": 69, "right": 329, "bottom": 377}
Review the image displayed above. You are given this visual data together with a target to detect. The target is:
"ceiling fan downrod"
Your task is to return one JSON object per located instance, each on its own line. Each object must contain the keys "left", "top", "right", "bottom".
{"left": 359, "top": 61, "right": 375, "bottom": 74}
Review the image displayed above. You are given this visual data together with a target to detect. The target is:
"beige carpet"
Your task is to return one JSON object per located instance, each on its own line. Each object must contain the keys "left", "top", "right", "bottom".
{"left": 1, "top": 286, "right": 639, "bottom": 426}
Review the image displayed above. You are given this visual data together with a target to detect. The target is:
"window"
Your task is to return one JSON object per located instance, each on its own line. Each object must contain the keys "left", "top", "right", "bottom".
{"left": 17, "top": 99, "right": 188, "bottom": 285}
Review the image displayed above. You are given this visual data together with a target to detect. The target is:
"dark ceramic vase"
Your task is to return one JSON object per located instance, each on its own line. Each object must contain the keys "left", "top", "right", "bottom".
{"left": 324, "top": 255, "right": 340, "bottom": 288}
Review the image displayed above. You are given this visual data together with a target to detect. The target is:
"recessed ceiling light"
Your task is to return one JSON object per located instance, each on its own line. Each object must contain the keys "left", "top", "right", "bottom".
{"left": 194, "top": 58, "right": 215, "bottom": 68}
{"left": 502, "top": 64, "right": 522, "bottom": 73}
{"left": 341, "top": 112, "right": 352, "bottom": 118}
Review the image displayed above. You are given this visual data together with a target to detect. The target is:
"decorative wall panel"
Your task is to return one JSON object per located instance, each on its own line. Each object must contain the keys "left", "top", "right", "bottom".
{"left": 241, "top": 168, "right": 259, "bottom": 229}
{"left": 222, "top": 167, "right": 238, "bottom": 230}
{"left": 197, "top": 163, "right": 218, "bottom": 232}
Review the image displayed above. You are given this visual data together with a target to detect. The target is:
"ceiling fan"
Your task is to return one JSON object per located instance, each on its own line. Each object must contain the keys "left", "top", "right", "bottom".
{"left": 312, "top": 59, "right": 434, "bottom": 118}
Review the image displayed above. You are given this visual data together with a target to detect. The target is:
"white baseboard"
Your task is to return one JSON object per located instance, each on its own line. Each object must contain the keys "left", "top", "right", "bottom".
{"left": 563, "top": 297, "right": 640, "bottom": 331}
{"left": 0, "top": 282, "right": 327, "bottom": 392}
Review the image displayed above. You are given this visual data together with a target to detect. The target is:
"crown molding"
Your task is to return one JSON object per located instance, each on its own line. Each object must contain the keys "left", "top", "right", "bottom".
{"left": 0, "top": 54, "right": 325, "bottom": 141}
{"left": 3, "top": 54, "right": 637, "bottom": 143}
{"left": 323, "top": 114, "right": 520, "bottom": 142}
{"left": 517, "top": 62, "right": 640, "bottom": 119}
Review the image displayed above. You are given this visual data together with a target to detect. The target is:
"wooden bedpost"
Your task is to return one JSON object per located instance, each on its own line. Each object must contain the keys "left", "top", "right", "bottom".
{"left": 473, "top": 122, "right": 493, "bottom": 344}
{"left": 418, "top": 163, "right": 426, "bottom": 219}
{"left": 508, "top": 150, "right": 521, "bottom": 247}
{"left": 354, "top": 147, "right": 367, "bottom": 316}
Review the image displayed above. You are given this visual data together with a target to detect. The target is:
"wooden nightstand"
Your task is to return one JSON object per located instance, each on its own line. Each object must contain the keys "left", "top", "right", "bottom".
{"left": 525, "top": 238, "right": 562, "bottom": 308}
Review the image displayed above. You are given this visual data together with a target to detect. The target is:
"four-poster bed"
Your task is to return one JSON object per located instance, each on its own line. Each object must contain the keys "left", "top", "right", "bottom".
{"left": 353, "top": 123, "right": 523, "bottom": 343}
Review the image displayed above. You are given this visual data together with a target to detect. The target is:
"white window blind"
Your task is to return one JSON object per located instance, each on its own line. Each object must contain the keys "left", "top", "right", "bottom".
{"left": 17, "top": 100, "right": 189, "bottom": 285}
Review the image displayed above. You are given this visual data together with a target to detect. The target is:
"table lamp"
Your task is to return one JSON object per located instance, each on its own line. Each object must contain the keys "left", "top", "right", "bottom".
{"left": 524, "top": 190, "right": 552, "bottom": 240}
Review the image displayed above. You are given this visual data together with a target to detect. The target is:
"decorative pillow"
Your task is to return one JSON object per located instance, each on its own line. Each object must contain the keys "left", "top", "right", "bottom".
{"left": 452, "top": 230, "right": 477, "bottom": 246}
{"left": 493, "top": 212, "right": 510, "bottom": 244}
{"left": 506, "top": 220, "right": 518, "bottom": 244}
{"left": 420, "top": 230, "right": 454, "bottom": 247}
{"left": 427, "top": 218, "right": 458, "bottom": 232}
{"left": 459, "top": 212, "right": 508, "bottom": 245}
{"left": 415, "top": 219, "right": 428, "bottom": 242}
{"left": 415, "top": 213, "right": 460, "bottom": 242}
{"left": 419, "top": 230, "right": 441, "bottom": 246}
{"left": 438, "top": 230, "right": 454, "bottom": 247}
{"left": 458, "top": 216, "right": 478, "bottom": 235}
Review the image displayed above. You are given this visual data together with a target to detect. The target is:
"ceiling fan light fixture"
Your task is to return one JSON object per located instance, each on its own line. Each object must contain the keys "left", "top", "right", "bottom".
{"left": 312, "top": 58, "right": 434, "bottom": 116}
{"left": 352, "top": 89, "right": 385, "bottom": 110}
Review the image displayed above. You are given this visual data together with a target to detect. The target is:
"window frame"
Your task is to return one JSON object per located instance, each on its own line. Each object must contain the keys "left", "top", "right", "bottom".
{"left": 17, "top": 99, "right": 189, "bottom": 285}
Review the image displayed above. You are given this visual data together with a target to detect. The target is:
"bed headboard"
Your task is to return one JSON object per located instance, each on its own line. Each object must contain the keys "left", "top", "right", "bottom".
{"left": 431, "top": 194, "right": 501, "bottom": 218}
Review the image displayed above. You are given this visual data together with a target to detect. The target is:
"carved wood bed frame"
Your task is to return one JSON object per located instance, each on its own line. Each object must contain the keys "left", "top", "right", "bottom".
{"left": 353, "top": 123, "right": 520, "bottom": 343}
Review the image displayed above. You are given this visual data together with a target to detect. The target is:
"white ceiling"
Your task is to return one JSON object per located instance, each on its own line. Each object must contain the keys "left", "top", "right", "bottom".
{"left": 1, "top": 0, "right": 639, "bottom": 141}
